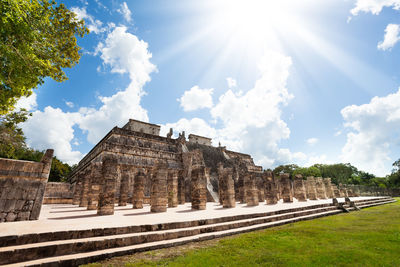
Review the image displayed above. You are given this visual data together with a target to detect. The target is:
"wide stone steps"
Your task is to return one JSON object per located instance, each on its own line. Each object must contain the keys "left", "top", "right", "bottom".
{"left": 0, "top": 197, "right": 395, "bottom": 267}
{"left": 356, "top": 199, "right": 396, "bottom": 209}
{"left": 0, "top": 205, "right": 338, "bottom": 265}
{"left": 0, "top": 203, "right": 335, "bottom": 247}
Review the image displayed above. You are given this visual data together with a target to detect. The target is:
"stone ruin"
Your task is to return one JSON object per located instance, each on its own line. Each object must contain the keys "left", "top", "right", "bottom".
{"left": 0, "top": 149, "right": 53, "bottom": 222}
{"left": 62, "top": 119, "right": 398, "bottom": 216}
{"left": 2, "top": 119, "right": 396, "bottom": 223}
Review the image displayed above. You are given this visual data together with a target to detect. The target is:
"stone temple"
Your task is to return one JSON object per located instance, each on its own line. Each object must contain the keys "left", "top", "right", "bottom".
{"left": 0, "top": 118, "right": 397, "bottom": 266}
{"left": 69, "top": 119, "right": 265, "bottom": 215}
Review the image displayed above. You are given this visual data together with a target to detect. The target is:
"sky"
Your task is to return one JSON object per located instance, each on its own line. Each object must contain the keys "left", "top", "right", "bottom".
{"left": 15, "top": 0, "right": 400, "bottom": 177}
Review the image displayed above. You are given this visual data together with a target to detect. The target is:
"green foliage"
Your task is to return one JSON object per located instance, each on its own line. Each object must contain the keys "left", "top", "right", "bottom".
{"left": 272, "top": 162, "right": 392, "bottom": 188}
{"left": 0, "top": 0, "right": 89, "bottom": 114}
{"left": 292, "top": 166, "right": 321, "bottom": 178}
{"left": 49, "top": 156, "right": 72, "bottom": 182}
{"left": 0, "top": 110, "right": 72, "bottom": 182}
{"left": 273, "top": 164, "right": 299, "bottom": 177}
{"left": 0, "top": 110, "right": 29, "bottom": 158}
{"left": 388, "top": 158, "right": 400, "bottom": 188}
{"left": 313, "top": 163, "right": 358, "bottom": 185}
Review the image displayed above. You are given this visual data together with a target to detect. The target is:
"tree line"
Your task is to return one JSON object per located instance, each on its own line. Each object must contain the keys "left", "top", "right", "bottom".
{"left": 272, "top": 161, "right": 400, "bottom": 189}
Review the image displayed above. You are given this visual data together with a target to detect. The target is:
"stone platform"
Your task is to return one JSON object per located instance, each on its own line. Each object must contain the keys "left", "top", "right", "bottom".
{"left": 0, "top": 196, "right": 395, "bottom": 266}
{"left": 0, "top": 196, "right": 385, "bottom": 237}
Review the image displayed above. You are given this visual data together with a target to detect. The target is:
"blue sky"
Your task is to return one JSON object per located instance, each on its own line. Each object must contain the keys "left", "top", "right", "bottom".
{"left": 16, "top": 0, "right": 400, "bottom": 176}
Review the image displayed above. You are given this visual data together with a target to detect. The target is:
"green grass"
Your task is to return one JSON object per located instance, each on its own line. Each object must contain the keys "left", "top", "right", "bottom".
{"left": 85, "top": 198, "right": 400, "bottom": 267}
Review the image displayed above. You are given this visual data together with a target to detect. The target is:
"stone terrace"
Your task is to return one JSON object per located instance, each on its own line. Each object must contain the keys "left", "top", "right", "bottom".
{"left": 0, "top": 197, "right": 382, "bottom": 237}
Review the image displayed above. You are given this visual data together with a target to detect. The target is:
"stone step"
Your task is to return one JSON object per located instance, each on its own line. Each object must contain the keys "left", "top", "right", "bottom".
{"left": 0, "top": 202, "right": 335, "bottom": 247}
{"left": 357, "top": 200, "right": 396, "bottom": 209}
{"left": 1, "top": 197, "right": 394, "bottom": 266}
{"left": 346, "top": 199, "right": 395, "bottom": 212}
{"left": 0, "top": 206, "right": 339, "bottom": 265}
{"left": 352, "top": 197, "right": 392, "bottom": 204}
{"left": 352, "top": 198, "right": 394, "bottom": 206}
{"left": 2, "top": 209, "right": 345, "bottom": 267}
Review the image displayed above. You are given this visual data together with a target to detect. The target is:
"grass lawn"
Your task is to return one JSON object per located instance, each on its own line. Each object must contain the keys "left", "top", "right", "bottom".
{"left": 85, "top": 198, "right": 400, "bottom": 267}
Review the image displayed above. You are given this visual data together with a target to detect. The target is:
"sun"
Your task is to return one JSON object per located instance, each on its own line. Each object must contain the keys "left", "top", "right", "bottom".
{"left": 209, "top": 0, "right": 305, "bottom": 48}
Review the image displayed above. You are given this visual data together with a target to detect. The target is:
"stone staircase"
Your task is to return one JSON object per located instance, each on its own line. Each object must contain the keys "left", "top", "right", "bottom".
{"left": 0, "top": 197, "right": 395, "bottom": 267}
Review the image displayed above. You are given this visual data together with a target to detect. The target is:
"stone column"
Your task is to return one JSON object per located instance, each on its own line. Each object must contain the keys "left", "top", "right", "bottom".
{"left": 316, "top": 177, "right": 327, "bottom": 199}
{"left": 339, "top": 183, "right": 348, "bottom": 197}
{"left": 87, "top": 162, "right": 101, "bottom": 210}
{"left": 280, "top": 173, "right": 293, "bottom": 203}
{"left": 264, "top": 171, "right": 278, "bottom": 204}
{"left": 79, "top": 169, "right": 90, "bottom": 207}
{"left": 245, "top": 173, "right": 259, "bottom": 206}
{"left": 293, "top": 174, "right": 307, "bottom": 202}
{"left": 118, "top": 166, "right": 130, "bottom": 206}
{"left": 177, "top": 170, "right": 185, "bottom": 204}
{"left": 72, "top": 180, "right": 82, "bottom": 205}
{"left": 332, "top": 184, "right": 341, "bottom": 198}
{"left": 353, "top": 185, "right": 361, "bottom": 197}
{"left": 346, "top": 185, "right": 354, "bottom": 197}
{"left": 220, "top": 167, "right": 235, "bottom": 208}
{"left": 133, "top": 168, "right": 145, "bottom": 209}
{"left": 151, "top": 164, "right": 168, "bottom": 212}
{"left": 218, "top": 163, "right": 225, "bottom": 205}
{"left": 97, "top": 156, "right": 118, "bottom": 216}
{"left": 275, "top": 178, "right": 281, "bottom": 200}
{"left": 191, "top": 166, "right": 207, "bottom": 210}
{"left": 167, "top": 170, "right": 178, "bottom": 208}
{"left": 257, "top": 176, "right": 265, "bottom": 202}
{"left": 238, "top": 173, "right": 246, "bottom": 204}
{"left": 323, "top": 178, "right": 334, "bottom": 198}
{"left": 306, "top": 177, "right": 318, "bottom": 200}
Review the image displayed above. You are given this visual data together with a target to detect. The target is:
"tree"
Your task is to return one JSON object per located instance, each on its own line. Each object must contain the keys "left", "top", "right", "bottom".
{"left": 273, "top": 164, "right": 299, "bottom": 178}
{"left": 293, "top": 166, "right": 321, "bottom": 178}
{"left": 0, "top": 109, "right": 29, "bottom": 158}
{"left": 0, "top": 110, "right": 72, "bottom": 182}
{"left": 388, "top": 158, "right": 400, "bottom": 188}
{"left": 0, "top": 0, "right": 89, "bottom": 114}
{"left": 313, "top": 163, "right": 358, "bottom": 185}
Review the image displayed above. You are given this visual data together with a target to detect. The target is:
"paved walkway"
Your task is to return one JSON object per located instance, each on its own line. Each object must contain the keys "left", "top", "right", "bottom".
{"left": 0, "top": 197, "right": 382, "bottom": 237}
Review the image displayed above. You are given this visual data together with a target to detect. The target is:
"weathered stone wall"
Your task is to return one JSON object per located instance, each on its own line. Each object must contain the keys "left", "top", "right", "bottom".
{"left": 188, "top": 134, "right": 212, "bottom": 146}
{"left": 0, "top": 149, "right": 53, "bottom": 222}
{"left": 43, "top": 182, "right": 74, "bottom": 204}
{"left": 293, "top": 175, "right": 307, "bottom": 202}
{"left": 264, "top": 171, "right": 278, "bottom": 204}
{"left": 280, "top": 173, "right": 293, "bottom": 203}
{"left": 306, "top": 177, "right": 318, "bottom": 200}
{"left": 122, "top": 119, "right": 161, "bottom": 136}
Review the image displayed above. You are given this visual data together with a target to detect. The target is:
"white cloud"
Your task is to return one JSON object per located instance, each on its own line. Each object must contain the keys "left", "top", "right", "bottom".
{"left": 95, "top": 26, "right": 156, "bottom": 87}
{"left": 306, "top": 137, "right": 318, "bottom": 146}
{"left": 340, "top": 88, "right": 400, "bottom": 176}
{"left": 178, "top": 86, "right": 214, "bottom": 112}
{"left": 118, "top": 2, "right": 132, "bottom": 23}
{"left": 21, "top": 107, "right": 83, "bottom": 164}
{"left": 226, "top": 77, "right": 237, "bottom": 88}
{"left": 165, "top": 51, "right": 302, "bottom": 169}
{"left": 79, "top": 26, "right": 156, "bottom": 143}
{"left": 378, "top": 23, "right": 400, "bottom": 50}
{"left": 350, "top": 0, "right": 400, "bottom": 16}
{"left": 305, "top": 154, "right": 333, "bottom": 167}
{"left": 210, "top": 52, "right": 302, "bottom": 168}
{"left": 65, "top": 101, "right": 74, "bottom": 108}
{"left": 21, "top": 26, "right": 156, "bottom": 163}
{"left": 71, "top": 6, "right": 105, "bottom": 34}
{"left": 15, "top": 92, "right": 37, "bottom": 111}
{"left": 78, "top": 82, "right": 150, "bottom": 143}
